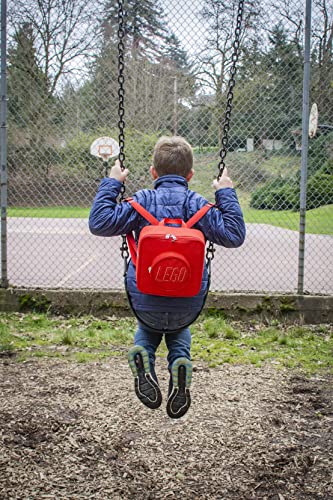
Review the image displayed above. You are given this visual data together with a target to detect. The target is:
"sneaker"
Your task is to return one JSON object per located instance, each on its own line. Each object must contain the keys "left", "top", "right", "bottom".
{"left": 166, "top": 357, "right": 192, "bottom": 419}
{"left": 128, "top": 345, "right": 162, "bottom": 410}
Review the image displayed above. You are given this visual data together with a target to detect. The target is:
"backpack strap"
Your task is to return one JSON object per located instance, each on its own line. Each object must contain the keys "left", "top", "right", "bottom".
{"left": 186, "top": 202, "right": 215, "bottom": 228}
{"left": 125, "top": 197, "right": 159, "bottom": 225}
{"left": 125, "top": 197, "right": 160, "bottom": 266}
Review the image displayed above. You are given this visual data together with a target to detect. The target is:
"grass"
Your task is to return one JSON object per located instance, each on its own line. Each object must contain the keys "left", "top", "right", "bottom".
{"left": 0, "top": 312, "right": 332, "bottom": 375}
{"left": 242, "top": 204, "right": 333, "bottom": 235}
{"left": 190, "top": 317, "right": 333, "bottom": 373}
{"left": 8, "top": 206, "right": 90, "bottom": 218}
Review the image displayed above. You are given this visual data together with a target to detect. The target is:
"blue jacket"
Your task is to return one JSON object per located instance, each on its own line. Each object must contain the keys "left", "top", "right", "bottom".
{"left": 89, "top": 175, "right": 246, "bottom": 313}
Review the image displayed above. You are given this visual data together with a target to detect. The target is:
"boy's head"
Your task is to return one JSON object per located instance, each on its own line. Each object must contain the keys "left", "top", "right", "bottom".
{"left": 152, "top": 136, "right": 193, "bottom": 179}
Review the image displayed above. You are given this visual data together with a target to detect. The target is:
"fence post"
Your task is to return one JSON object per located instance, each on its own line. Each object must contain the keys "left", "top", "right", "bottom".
{"left": 0, "top": 0, "right": 7, "bottom": 288}
{"left": 297, "top": 0, "right": 312, "bottom": 295}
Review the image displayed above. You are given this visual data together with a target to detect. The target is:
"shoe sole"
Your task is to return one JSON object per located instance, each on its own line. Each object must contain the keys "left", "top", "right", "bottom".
{"left": 167, "top": 357, "right": 192, "bottom": 419}
{"left": 128, "top": 346, "right": 162, "bottom": 410}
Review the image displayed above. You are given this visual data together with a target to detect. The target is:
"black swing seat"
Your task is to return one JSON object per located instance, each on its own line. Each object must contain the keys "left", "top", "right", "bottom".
{"left": 124, "top": 277, "right": 210, "bottom": 334}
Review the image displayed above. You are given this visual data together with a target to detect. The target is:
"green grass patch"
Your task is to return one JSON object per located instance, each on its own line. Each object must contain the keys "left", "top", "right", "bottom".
{"left": 242, "top": 204, "right": 333, "bottom": 235}
{"left": 8, "top": 206, "right": 90, "bottom": 218}
{"left": 1, "top": 312, "right": 332, "bottom": 375}
{"left": 0, "top": 313, "right": 134, "bottom": 356}
{"left": 190, "top": 316, "right": 333, "bottom": 373}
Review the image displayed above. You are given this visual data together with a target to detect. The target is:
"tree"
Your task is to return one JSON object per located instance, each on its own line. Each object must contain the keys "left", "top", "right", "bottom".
{"left": 91, "top": 0, "right": 168, "bottom": 130}
{"left": 312, "top": 0, "right": 333, "bottom": 123}
{"left": 91, "top": 0, "right": 194, "bottom": 134}
{"left": 214, "top": 19, "right": 304, "bottom": 150}
{"left": 89, "top": 40, "right": 120, "bottom": 129}
{"left": 267, "top": 0, "right": 333, "bottom": 124}
{"left": 161, "top": 34, "right": 189, "bottom": 69}
{"left": 194, "top": 0, "right": 260, "bottom": 143}
{"left": 8, "top": 22, "right": 48, "bottom": 127}
{"left": 9, "top": 0, "right": 100, "bottom": 97}
{"left": 157, "top": 34, "right": 195, "bottom": 135}
{"left": 102, "top": 0, "right": 167, "bottom": 60}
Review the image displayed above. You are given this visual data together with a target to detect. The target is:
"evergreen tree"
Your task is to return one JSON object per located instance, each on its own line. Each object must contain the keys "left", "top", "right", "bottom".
{"left": 8, "top": 22, "right": 48, "bottom": 127}
{"left": 161, "top": 34, "right": 189, "bottom": 69}
{"left": 102, "top": 0, "right": 167, "bottom": 60}
{"left": 196, "top": 0, "right": 260, "bottom": 144}
{"left": 260, "top": 24, "right": 303, "bottom": 140}
{"left": 92, "top": 1, "right": 193, "bottom": 134}
{"left": 235, "top": 24, "right": 303, "bottom": 143}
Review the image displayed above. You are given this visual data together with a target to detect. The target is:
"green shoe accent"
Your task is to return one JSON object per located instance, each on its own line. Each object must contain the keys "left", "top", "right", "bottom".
{"left": 171, "top": 357, "right": 192, "bottom": 388}
{"left": 167, "top": 358, "right": 192, "bottom": 419}
{"left": 127, "top": 345, "right": 162, "bottom": 410}
{"left": 128, "top": 345, "right": 150, "bottom": 377}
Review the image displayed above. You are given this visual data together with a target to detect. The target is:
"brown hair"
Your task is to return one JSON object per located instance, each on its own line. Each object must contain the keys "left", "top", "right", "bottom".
{"left": 152, "top": 136, "right": 193, "bottom": 178}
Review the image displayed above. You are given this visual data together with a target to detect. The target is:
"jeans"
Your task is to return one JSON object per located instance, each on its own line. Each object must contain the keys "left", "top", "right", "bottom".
{"left": 134, "top": 311, "right": 192, "bottom": 382}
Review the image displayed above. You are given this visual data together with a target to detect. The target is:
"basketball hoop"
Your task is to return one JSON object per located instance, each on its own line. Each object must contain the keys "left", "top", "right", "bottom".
{"left": 309, "top": 103, "right": 318, "bottom": 139}
{"left": 90, "top": 137, "right": 120, "bottom": 162}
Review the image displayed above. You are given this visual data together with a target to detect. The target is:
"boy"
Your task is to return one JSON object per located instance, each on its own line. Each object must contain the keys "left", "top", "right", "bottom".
{"left": 89, "top": 136, "right": 246, "bottom": 419}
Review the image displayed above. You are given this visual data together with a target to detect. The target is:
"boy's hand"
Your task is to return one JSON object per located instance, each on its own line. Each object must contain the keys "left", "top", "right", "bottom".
{"left": 109, "top": 159, "right": 129, "bottom": 183}
{"left": 213, "top": 167, "right": 233, "bottom": 190}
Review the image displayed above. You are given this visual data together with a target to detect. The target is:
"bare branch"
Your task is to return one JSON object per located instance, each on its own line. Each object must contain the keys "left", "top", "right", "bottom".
{"left": 9, "top": 0, "right": 101, "bottom": 96}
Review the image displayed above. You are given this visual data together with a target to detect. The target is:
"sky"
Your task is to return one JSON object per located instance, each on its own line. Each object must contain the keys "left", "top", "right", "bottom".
{"left": 161, "top": 0, "right": 209, "bottom": 56}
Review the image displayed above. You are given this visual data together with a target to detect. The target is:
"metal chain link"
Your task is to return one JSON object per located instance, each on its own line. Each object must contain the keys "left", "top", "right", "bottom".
{"left": 117, "top": 0, "right": 126, "bottom": 199}
{"left": 120, "top": 235, "right": 130, "bottom": 275}
{"left": 217, "top": 0, "right": 245, "bottom": 180}
{"left": 117, "top": 0, "right": 129, "bottom": 270}
{"left": 207, "top": 0, "right": 245, "bottom": 273}
{"left": 8, "top": 0, "right": 332, "bottom": 295}
{"left": 205, "top": 240, "right": 216, "bottom": 277}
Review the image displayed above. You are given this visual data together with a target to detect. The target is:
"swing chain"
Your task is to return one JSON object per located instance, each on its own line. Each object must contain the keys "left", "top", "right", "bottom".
{"left": 206, "top": 240, "right": 215, "bottom": 268}
{"left": 120, "top": 235, "right": 130, "bottom": 275}
{"left": 217, "top": 0, "right": 245, "bottom": 180}
{"left": 117, "top": 0, "right": 126, "bottom": 203}
{"left": 117, "top": 0, "right": 129, "bottom": 271}
{"left": 208, "top": 0, "right": 244, "bottom": 274}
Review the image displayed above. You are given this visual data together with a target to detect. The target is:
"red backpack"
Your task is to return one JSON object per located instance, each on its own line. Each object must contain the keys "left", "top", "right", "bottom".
{"left": 125, "top": 198, "right": 214, "bottom": 297}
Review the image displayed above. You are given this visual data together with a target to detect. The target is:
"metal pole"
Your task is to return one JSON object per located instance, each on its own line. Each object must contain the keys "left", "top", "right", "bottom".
{"left": 0, "top": 0, "right": 7, "bottom": 288}
{"left": 173, "top": 75, "right": 178, "bottom": 136}
{"left": 297, "top": 0, "right": 312, "bottom": 295}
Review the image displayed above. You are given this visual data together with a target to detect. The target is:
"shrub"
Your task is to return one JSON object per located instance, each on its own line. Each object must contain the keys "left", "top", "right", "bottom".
{"left": 250, "top": 176, "right": 299, "bottom": 210}
{"left": 60, "top": 128, "right": 160, "bottom": 179}
{"left": 308, "top": 132, "right": 333, "bottom": 175}
{"left": 250, "top": 161, "right": 333, "bottom": 210}
{"left": 306, "top": 162, "right": 333, "bottom": 209}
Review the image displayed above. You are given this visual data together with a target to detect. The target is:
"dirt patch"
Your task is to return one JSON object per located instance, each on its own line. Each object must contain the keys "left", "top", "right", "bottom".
{"left": 0, "top": 358, "right": 332, "bottom": 499}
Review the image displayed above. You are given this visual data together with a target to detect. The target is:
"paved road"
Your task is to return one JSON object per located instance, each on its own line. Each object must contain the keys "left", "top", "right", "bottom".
{"left": 7, "top": 218, "right": 333, "bottom": 294}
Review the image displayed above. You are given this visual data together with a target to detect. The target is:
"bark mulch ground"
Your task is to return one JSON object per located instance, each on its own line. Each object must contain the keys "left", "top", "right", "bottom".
{"left": 0, "top": 357, "right": 332, "bottom": 499}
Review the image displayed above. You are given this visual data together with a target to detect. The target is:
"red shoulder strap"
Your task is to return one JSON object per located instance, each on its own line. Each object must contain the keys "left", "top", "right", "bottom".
{"left": 125, "top": 197, "right": 159, "bottom": 225}
{"left": 125, "top": 197, "right": 159, "bottom": 266}
{"left": 186, "top": 203, "right": 215, "bottom": 228}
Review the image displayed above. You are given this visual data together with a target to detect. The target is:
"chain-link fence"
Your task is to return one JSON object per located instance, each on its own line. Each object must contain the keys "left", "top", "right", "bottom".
{"left": 2, "top": 0, "right": 333, "bottom": 294}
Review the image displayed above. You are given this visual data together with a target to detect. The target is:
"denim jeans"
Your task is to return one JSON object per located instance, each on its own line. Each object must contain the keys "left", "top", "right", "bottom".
{"left": 134, "top": 311, "right": 192, "bottom": 382}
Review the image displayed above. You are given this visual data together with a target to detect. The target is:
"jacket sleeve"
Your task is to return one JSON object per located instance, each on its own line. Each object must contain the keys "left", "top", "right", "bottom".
{"left": 88, "top": 178, "right": 138, "bottom": 236}
{"left": 198, "top": 187, "right": 246, "bottom": 248}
